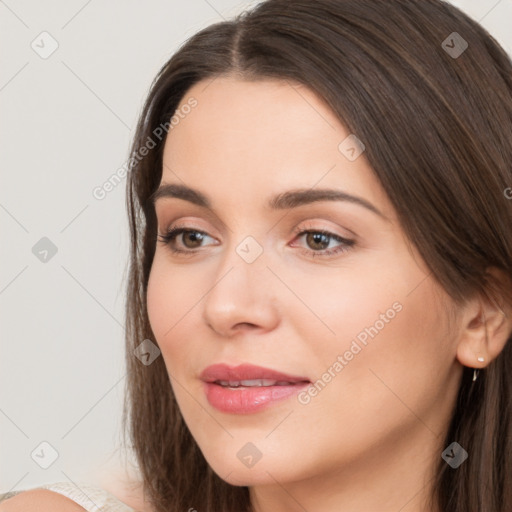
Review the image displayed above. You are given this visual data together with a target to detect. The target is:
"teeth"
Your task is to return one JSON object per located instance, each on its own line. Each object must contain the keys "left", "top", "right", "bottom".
{"left": 216, "top": 379, "right": 295, "bottom": 387}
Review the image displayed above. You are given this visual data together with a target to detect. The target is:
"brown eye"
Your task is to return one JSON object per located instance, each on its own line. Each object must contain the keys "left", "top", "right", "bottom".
{"left": 180, "top": 230, "right": 205, "bottom": 249}
{"left": 291, "top": 226, "right": 356, "bottom": 258}
{"left": 157, "top": 224, "right": 356, "bottom": 259}
{"left": 157, "top": 227, "right": 213, "bottom": 254}
{"left": 305, "top": 232, "right": 331, "bottom": 251}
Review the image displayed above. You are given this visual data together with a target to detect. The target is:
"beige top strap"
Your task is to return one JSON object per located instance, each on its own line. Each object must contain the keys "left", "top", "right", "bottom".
{"left": 0, "top": 481, "right": 137, "bottom": 512}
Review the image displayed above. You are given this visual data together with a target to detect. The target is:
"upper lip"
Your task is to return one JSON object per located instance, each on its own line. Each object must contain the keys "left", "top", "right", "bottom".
{"left": 199, "top": 363, "right": 310, "bottom": 383}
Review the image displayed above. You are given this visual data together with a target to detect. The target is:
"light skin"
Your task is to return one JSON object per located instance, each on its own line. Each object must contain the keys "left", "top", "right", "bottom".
{"left": 145, "top": 75, "right": 511, "bottom": 512}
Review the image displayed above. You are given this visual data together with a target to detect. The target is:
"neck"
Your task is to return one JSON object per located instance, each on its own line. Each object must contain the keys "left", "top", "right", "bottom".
{"left": 249, "top": 423, "right": 443, "bottom": 512}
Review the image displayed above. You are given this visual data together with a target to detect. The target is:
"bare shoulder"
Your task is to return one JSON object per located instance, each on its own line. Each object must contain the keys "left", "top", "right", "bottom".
{"left": 0, "top": 489, "right": 88, "bottom": 511}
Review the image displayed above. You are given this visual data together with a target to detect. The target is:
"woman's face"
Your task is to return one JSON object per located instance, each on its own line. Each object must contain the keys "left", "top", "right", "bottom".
{"left": 147, "top": 76, "right": 461, "bottom": 491}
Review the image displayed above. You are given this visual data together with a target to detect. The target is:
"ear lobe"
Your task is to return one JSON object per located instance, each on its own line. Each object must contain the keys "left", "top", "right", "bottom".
{"left": 455, "top": 267, "right": 512, "bottom": 370}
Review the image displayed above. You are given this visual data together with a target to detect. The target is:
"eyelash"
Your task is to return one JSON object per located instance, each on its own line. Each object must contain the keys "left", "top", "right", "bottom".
{"left": 156, "top": 222, "right": 356, "bottom": 259}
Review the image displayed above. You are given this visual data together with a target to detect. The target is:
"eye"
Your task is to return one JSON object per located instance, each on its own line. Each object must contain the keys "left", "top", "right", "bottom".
{"left": 156, "top": 222, "right": 356, "bottom": 259}
{"left": 290, "top": 223, "right": 355, "bottom": 258}
{"left": 156, "top": 224, "right": 215, "bottom": 254}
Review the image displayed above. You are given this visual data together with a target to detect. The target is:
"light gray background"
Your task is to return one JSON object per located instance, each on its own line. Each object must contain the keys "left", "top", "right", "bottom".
{"left": 1, "top": 0, "right": 511, "bottom": 496}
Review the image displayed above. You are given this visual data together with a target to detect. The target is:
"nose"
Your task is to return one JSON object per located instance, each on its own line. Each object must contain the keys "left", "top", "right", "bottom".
{"left": 202, "top": 237, "right": 280, "bottom": 338}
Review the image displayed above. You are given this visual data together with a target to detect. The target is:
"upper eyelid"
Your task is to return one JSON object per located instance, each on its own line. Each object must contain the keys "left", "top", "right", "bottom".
{"left": 154, "top": 203, "right": 362, "bottom": 237}
{"left": 157, "top": 213, "right": 356, "bottom": 235}
{"left": 154, "top": 206, "right": 228, "bottom": 232}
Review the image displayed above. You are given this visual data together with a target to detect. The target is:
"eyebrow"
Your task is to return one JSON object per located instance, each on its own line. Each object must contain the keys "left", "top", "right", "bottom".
{"left": 150, "top": 183, "right": 388, "bottom": 221}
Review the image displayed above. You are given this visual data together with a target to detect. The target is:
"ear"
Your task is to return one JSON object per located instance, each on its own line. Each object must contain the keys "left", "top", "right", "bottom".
{"left": 456, "top": 267, "right": 512, "bottom": 370}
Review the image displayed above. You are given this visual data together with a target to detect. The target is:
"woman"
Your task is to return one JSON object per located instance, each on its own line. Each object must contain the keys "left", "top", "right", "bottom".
{"left": 2, "top": 0, "right": 511, "bottom": 511}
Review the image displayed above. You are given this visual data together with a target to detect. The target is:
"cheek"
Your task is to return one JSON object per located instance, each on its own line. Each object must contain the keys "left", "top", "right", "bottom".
{"left": 293, "top": 265, "right": 405, "bottom": 363}
{"left": 146, "top": 258, "right": 171, "bottom": 341}
{"left": 297, "top": 260, "right": 450, "bottom": 406}
{"left": 146, "top": 255, "right": 199, "bottom": 358}
{"left": 289, "top": 284, "right": 450, "bottom": 460}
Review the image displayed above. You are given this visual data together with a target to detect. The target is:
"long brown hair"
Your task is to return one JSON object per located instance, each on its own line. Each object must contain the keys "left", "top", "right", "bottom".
{"left": 120, "top": 1, "right": 512, "bottom": 510}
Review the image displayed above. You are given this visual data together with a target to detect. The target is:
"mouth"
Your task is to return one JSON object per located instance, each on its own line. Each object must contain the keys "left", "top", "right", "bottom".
{"left": 199, "top": 362, "right": 310, "bottom": 384}
{"left": 213, "top": 379, "right": 309, "bottom": 388}
{"left": 200, "top": 363, "right": 311, "bottom": 414}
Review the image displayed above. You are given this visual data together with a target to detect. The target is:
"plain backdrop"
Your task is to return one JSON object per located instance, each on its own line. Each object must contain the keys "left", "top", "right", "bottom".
{"left": 1, "top": 0, "right": 511, "bottom": 496}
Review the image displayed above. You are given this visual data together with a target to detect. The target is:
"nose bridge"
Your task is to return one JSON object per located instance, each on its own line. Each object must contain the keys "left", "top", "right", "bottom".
{"left": 202, "top": 231, "right": 278, "bottom": 333}
{"left": 210, "top": 232, "right": 269, "bottom": 302}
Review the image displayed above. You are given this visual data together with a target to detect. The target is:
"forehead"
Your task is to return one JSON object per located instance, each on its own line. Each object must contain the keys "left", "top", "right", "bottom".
{"left": 165, "top": 76, "right": 343, "bottom": 159}
{"left": 160, "top": 76, "right": 391, "bottom": 218}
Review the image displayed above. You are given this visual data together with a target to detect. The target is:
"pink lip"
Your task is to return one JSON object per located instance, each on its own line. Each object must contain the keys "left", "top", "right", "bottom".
{"left": 199, "top": 363, "right": 309, "bottom": 383}
{"left": 200, "top": 363, "right": 310, "bottom": 414}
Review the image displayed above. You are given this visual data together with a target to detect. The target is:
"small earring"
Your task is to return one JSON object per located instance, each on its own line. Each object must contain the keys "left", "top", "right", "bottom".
{"left": 473, "top": 356, "right": 485, "bottom": 382}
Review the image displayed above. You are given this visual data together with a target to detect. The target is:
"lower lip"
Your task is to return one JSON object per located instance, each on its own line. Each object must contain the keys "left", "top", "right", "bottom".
{"left": 203, "top": 381, "right": 310, "bottom": 414}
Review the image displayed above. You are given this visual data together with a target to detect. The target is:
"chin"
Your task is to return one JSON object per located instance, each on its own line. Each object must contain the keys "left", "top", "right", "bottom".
{"left": 200, "top": 446, "right": 305, "bottom": 487}
{"left": 212, "top": 465, "right": 283, "bottom": 487}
